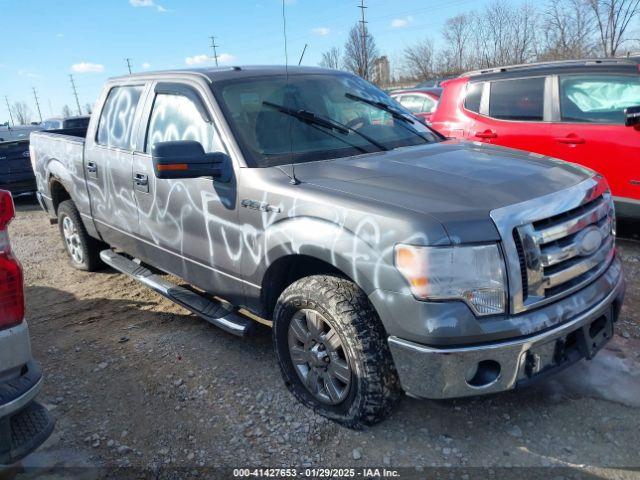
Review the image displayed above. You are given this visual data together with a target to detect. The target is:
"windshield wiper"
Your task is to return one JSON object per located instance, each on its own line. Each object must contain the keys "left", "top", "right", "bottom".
{"left": 344, "top": 93, "right": 432, "bottom": 143}
{"left": 262, "top": 101, "right": 388, "bottom": 152}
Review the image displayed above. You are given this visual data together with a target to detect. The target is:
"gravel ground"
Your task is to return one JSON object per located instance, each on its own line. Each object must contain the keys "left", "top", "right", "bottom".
{"left": 2, "top": 198, "right": 640, "bottom": 479}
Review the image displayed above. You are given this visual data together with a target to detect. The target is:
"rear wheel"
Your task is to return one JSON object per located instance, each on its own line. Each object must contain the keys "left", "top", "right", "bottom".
{"left": 57, "top": 200, "right": 103, "bottom": 271}
{"left": 273, "top": 275, "right": 400, "bottom": 428}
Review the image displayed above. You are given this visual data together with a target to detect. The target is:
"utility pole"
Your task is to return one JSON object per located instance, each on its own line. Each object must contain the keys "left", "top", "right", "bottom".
{"left": 32, "top": 87, "right": 43, "bottom": 123}
{"left": 69, "top": 74, "right": 82, "bottom": 116}
{"left": 358, "top": 0, "right": 368, "bottom": 79}
{"left": 209, "top": 36, "right": 219, "bottom": 67}
{"left": 4, "top": 96, "right": 14, "bottom": 126}
{"left": 125, "top": 58, "right": 133, "bottom": 75}
{"left": 298, "top": 43, "right": 308, "bottom": 66}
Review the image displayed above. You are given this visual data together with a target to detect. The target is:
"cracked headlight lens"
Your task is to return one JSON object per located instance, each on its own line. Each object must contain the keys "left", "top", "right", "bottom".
{"left": 394, "top": 243, "right": 507, "bottom": 316}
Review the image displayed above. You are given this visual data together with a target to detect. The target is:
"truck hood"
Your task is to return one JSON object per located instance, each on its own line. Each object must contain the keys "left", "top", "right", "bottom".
{"left": 289, "top": 140, "right": 593, "bottom": 243}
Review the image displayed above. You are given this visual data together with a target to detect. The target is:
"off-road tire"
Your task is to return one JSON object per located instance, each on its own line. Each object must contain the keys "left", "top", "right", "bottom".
{"left": 273, "top": 275, "right": 401, "bottom": 428}
{"left": 57, "top": 200, "right": 104, "bottom": 271}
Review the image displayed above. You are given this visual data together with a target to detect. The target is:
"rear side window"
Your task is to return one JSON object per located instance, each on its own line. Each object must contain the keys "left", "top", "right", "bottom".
{"left": 96, "top": 86, "right": 144, "bottom": 150}
{"left": 464, "top": 82, "right": 483, "bottom": 113}
{"left": 145, "top": 93, "right": 222, "bottom": 154}
{"left": 560, "top": 74, "right": 640, "bottom": 124}
{"left": 489, "top": 77, "right": 544, "bottom": 121}
{"left": 397, "top": 95, "right": 436, "bottom": 114}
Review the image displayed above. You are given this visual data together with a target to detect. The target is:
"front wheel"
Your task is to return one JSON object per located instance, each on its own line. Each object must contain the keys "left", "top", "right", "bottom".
{"left": 273, "top": 275, "right": 400, "bottom": 428}
{"left": 57, "top": 200, "right": 104, "bottom": 271}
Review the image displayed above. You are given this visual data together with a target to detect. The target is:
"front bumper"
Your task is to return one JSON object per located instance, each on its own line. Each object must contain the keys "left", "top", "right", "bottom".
{"left": 0, "top": 360, "right": 54, "bottom": 465}
{"left": 388, "top": 270, "right": 625, "bottom": 400}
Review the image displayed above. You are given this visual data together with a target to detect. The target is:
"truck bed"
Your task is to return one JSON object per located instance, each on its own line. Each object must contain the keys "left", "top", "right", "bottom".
{"left": 30, "top": 127, "right": 90, "bottom": 217}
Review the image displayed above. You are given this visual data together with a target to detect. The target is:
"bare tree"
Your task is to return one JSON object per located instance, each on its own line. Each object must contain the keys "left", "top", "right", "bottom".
{"left": 343, "top": 23, "right": 379, "bottom": 80}
{"left": 476, "top": 1, "right": 540, "bottom": 68}
{"left": 403, "top": 38, "right": 436, "bottom": 80}
{"left": 588, "top": 0, "right": 640, "bottom": 56}
{"left": 319, "top": 47, "right": 342, "bottom": 70}
{"left": 62, "top": 105, "right": 72, "bottom": 118}
{"left": 540, "top": 0, "right": 597, "bottom": 60}
{"left": 441, "top": 14, "right": 474, "bottom": 73}
{"left": 11, "top": 101, "right": 31, "bottom": 125}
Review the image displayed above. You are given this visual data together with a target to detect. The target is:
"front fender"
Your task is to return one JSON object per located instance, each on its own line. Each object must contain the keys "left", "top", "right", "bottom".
{"left": 250, "top": 216, "right": 405, "bottom": 295}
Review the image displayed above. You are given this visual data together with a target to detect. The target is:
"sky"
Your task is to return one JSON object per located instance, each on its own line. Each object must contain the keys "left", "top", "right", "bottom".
{"left": 0, "top": 0, "right": 487, "bottom": 123}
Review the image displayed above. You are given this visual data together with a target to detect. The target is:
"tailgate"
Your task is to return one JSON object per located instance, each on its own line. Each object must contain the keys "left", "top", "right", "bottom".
{"left": 0, "top": 140, "right": 32, "bottom": 176}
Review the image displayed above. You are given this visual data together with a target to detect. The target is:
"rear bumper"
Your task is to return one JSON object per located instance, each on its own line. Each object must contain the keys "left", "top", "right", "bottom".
{"left": 388, "top": 270, "right": 625, "bottom": 400}
{"left": 0, "top": 360, "right": 54, "bottom": 465}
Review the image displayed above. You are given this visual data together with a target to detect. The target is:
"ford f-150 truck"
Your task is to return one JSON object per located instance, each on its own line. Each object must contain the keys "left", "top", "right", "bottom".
{"left": 30, "top": 66, "right": 625, "bottom": 427}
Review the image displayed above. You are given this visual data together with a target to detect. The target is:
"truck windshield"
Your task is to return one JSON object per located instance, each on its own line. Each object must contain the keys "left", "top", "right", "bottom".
{"left": 214, "top": 73, "right": 442, "bottom": 167}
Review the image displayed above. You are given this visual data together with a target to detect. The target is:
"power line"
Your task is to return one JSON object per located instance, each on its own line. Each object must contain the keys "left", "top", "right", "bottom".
{"left": 32, "top": 87, "right": 43, "bottom": 123}
{"left": 126, "top": 58, "right": 133, "bottom": 75}
{"left": 4, "top": 96, "right": 14, "bottom": 126}
{"left": 69, "top": 74, "right": 82, "bottom": 116}
{"left": 209, "top": 36, "right": 219, "bottom": 67}
{"left": 298, "top": 43, "right": 308, "bottom": 65}
{"left": 358, "top": 0, "right": 368, "bottom": 79}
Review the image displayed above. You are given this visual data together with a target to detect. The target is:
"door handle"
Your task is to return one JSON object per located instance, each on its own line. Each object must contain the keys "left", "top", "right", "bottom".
{"left": 134, "top": 173, "right": 148, "bottom": 185}
{"left": 554, "top": 135, "right": 585, "bottom": 145}
{"left": 134, "top": 173, "right": 149, "bottom": 193}
{"left": 86, "top": 161, "right": 98, "bottom": 174}
{"left": 474, "top": 130, "right": 497, "bottom": 139}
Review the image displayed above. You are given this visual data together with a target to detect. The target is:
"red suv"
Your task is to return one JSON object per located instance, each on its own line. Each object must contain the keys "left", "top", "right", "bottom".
{"left": 430, "top": 59, "right": 640, "bottom": 218}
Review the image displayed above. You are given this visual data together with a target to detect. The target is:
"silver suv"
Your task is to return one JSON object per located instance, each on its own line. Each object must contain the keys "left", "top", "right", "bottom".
{"left": 0, "top": 190, "right": 53, "bottom": 465}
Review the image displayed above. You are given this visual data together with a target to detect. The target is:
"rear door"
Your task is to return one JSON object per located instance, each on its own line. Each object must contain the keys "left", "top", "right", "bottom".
{"left": 472, "top": 76, "right": 552, "bottom": 152}
{"left": 546, "top": 73, "right": 640, "bottom": 204}
{"left": 84, "top": 83, "right": 148, "bottom": 250}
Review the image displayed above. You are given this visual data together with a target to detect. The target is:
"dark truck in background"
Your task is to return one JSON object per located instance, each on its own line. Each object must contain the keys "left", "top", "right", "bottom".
{"left": 0, "top": 140, "right": 36, "bottom": 196}
{"left": 30, "top": 66, "right": 625, "bottom": 427}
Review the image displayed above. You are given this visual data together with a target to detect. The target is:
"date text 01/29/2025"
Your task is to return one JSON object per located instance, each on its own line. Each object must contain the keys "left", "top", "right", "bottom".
{"left": 232, "top": 468, "right": 401, "bottom": 478}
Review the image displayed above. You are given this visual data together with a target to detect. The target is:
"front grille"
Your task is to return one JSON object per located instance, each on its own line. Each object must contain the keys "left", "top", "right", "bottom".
{"left": 514, "top": 193, "right": 615, "bottom": 307}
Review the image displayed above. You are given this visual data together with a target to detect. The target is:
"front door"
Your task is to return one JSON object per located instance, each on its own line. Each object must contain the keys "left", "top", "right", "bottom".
{"left": 84, "top": 84, "right": 147, "bottom": 251}
{"left": 132, "top": 82, "right": 244, "bottom": 303}
{"left": 545, "top": 73, "right": 640, "bottom": 205}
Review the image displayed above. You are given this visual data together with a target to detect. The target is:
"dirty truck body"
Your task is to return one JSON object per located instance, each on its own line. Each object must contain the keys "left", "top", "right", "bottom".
{"left": 30, "top": 67, "right": 625, "bottom": 426}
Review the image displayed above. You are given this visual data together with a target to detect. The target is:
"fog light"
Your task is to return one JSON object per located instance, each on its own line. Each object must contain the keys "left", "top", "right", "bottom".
{"left": 466, "top": 360, "right": 501, "bottom": 388}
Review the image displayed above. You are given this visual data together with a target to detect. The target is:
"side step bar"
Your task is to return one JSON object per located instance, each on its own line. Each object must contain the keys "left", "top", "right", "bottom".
{"left": 100, "top": 250, "right": 255, "bottom": 337}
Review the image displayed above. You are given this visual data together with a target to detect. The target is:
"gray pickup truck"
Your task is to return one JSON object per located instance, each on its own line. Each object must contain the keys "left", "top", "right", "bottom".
{"left": 31, "top": 66, "right": 625, "bottom": 427}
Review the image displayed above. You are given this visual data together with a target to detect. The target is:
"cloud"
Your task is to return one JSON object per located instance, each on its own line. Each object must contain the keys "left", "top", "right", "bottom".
{"left": 129, "top": 0, "right": 166, "bottom": 12}
{"left": 142, "top": 62, "right": 152, "bottom": 69}
{"left": 71, "top": 62, "right": 105, "bottom": 73}
{"left": 18, "top": 69, "right": 40, "bottom": 78}
{"left": 311, "top": 27, "right": 330, "bottom": 36}
{"left": 185, "top": 54, "right": 209, "bottom": 65}
{"left": 217, "top": 53, "right": 235, "bottom": 64}
{"left": 185, "top": 53, "right": 235, "bottom": 66}
{"left": 391, "top": 16, "right": 413, "bottom": 28}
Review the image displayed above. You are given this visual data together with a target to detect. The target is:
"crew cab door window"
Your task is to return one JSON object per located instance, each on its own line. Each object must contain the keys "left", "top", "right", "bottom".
{"left": 96, "top": 86, "right": 144, "bottom": 149}
{"left": 559, "top": 74, "right": 640, "bottom": 124}
{"left": 145, "top": 93, "right": 223, "bottom": 153}
{"left": 489, "top": 77, "right": 545, "bottom": 121}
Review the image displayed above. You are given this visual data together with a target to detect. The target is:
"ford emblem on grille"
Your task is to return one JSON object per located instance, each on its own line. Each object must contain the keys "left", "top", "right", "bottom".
{"left": 575, "top": 226, "right": 602, "bottom": 256}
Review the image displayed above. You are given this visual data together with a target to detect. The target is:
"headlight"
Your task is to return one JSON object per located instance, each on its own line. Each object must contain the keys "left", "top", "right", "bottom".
{"left": 394, "top": 243, "right": 507, "bottom": 316}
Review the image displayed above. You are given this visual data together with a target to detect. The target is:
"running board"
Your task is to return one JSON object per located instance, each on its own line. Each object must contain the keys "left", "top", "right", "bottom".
{"left": 100, "top": 250, "right": 254, "bottom": 337}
